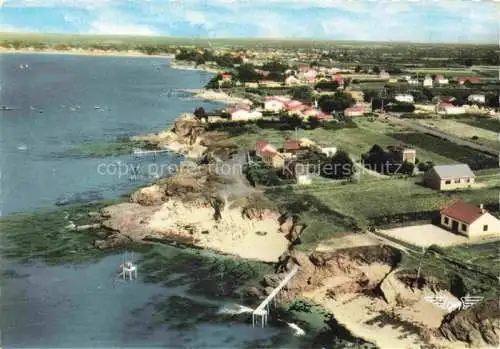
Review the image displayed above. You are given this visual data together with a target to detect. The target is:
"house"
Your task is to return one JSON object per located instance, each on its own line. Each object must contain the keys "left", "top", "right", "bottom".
{"left": 221, "top": 73, "right": 233, "bottom": 81}
{"left": 285, "top": 75, "right": 301, "bottom": 86}
{"left": 440, "top": 201, "right": 500, "bottom": 238}
{"left": 298, "top": 69, "right": 317, "bottom": 83}
{"left": 394, "top": 94, "right": 415, "bottom": 103}
{"left": 456, "top": 76, "right": 481, "bottom": 85}
{"left": 399, "top": 148, "right": 416, "bottom": 164}
{"left": 226, "top": 103, "right": 251, "bottom": 114}
{"left": 245, "top": 82, "right": 259, "bottom": 89}
{"left": 284, "top": 100, "right": 305, "bottom": 114}
{"left": 264, "top": 96, "right": 289, "bottom": 113}
{"left": 259, "top": 80, "right": 281, "bottom": 88}
{"left": 408, "top": 79, "right": 419, "bottom": 85}
{"left": 423, "top": 164, "right": 475, "bottom": 191}
{"left": 283, "top": 139, "right": 302, "bottom": 155}
{"left": 423, "top": 75, "right": 433, "bottom": 87}
{"left": 320, "top": 147, "right": 337, "bottom": 157}
{"left": 344, "top": 104, "right": 366, "bottom": 117}
{"left": 333, "top": 73, "right": 345, "bottom": 88}
{"left": 434, "top": 74, "right": 449, "bottom": 85}
{"left": 298, "top": 64, "right": 311, "bottom": 73}
{"left": 230, "top": 109, "right": 263, "bottom": 121}
{"left": 254, "top": 69, "right": 270, "bottom": 77}
{"left": 255, "top": 140, "right": 285, "bottom": 168}
{"left": 379, "top": 70, "right": 390, "bottom": 79}
{"left": 468, "top": 94, "right": 486, "bottom": 104}
{"left": 436, "top": 102, "right": 466, "bottom": 115}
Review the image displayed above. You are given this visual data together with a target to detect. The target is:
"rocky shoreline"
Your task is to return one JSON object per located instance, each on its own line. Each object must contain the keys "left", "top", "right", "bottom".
{"left": 81, "top": 113, "right": 499, "bottom": 348}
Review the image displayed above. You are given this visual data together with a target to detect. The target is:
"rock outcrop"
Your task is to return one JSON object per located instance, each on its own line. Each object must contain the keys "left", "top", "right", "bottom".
{"left": 439, "top": 298, "right": 500, "bottom": 347}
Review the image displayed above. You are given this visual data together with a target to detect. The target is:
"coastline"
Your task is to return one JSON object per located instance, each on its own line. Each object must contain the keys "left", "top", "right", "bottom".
{"left": 0, "top": 47, "right": 174, "bottom": 59}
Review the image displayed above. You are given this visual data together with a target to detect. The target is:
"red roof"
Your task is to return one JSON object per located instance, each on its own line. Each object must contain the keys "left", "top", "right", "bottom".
{"left": 435, "top": 74, "right": 445, "bottom": 80}
{"left": 285, "top": 100, "right": 304, "bottom": 111}
{"left": 283, "top": 140, "right": 301, "bottom": 150}
{"left": 439, "top": 102, "right": 455, "bottom": 108}
{"left": 260, "top": 149, "right": 279, "bottom": 157}
{"left": 346, "top": 105, "right": 365, "bottom": 112}
{"left": 456, "top": 76, "right": 480, "bottom": 83}
{"left": 441, "top": 200, "right": 486, "bottom": 224}
{"left": 256, "top": 140, "right": 278, "bottom": 155}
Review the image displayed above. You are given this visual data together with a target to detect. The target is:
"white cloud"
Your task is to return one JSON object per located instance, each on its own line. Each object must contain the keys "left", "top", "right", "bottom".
{"left": 0, "top": 23, "right": 22, "bottom": 31}
{"left": 89, "top": 19, "right": 157, "bottom": 36}
{"left": 185, "top": 10, "right": 206, "bottom": 25}
{"left": 4, "top": 0, "right": 111, "bottom": 8}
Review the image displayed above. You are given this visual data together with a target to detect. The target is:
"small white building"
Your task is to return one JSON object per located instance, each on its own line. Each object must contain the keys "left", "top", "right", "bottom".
{"left": 320, "top": 147, "right": 337, "bottom": 157}
{"left": 285, "top": 75, "right": 301, "bottom": 86}
{"left": 468, "top": 94, "right": 486, "bottom": 104}
{"left": 245, "top": 82, "right": 259, "bottom": 89}
{"left": 423, "top": 75, "right": 433, "bottom": 87}
{"left": 296, "top": 174, "right": 312, "bottom": 185}
{"left": 231, "top": 109, "right": 263, "bottom": 121}
{"left": 394, "top": 94, "right": 415, "bottom": 103}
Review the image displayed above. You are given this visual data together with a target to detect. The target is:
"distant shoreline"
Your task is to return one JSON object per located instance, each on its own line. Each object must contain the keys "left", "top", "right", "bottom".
{"left": 0, "top": 47, "right": 175, "bottom": 59}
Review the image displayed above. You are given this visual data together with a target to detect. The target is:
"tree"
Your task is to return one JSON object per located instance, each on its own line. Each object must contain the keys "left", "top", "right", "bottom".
{"left": 355, "top": 65, "right": 362, "bottom": 73}
{"left": 372, "top": 66, "right": 380, "bottom": 74}
{"left": 307, "top": 116, "right": 320, "bottom": 129}
{"left": 318, "top": 92, "right": 355, "bottom": 114}
{"left": 236, "top": 64, "right": 260, "bottom": 82}
{"left": 291, "top": 86, "right": 314, "bottom": 103}
{"left": 194, "top": 107, "right": 207, "bottom": 121}
{"left": 315, "top": 80, "right": 339, "bottom": 91}
{"left": 325, "top": 150, "right": 355, "bottom": 179}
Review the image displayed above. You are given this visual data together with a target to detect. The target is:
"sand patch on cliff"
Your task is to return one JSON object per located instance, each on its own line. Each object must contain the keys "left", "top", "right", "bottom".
{"left": 147, "top": 200, "right": 288, "bottom": 262}
{"left": 302, "top": 262, "right": 466, "bottom": 349}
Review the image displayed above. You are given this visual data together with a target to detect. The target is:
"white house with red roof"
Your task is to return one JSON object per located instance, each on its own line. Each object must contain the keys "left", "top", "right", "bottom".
{"left": 436, "top": 102, "right": 465, "bottom": 115}
{"left": 333, "top": 73, "right": 345, "bottom": 89}
{"left": 344, "top": 104, "right": 367, "bottom": 117}
{"left": 255, "top": 140, "right": 285, "bottom": 168}
{"left": 440, "top": 200, "right": 500, "bottom": 238}
{"left": 434, "top": 74, "right": 449, "bottom": 85}
{"left": 284, "top": 100, "right": 306, "bottom": 115}
{"left": 264, "top": 96, "right": 290, "bottom": 113}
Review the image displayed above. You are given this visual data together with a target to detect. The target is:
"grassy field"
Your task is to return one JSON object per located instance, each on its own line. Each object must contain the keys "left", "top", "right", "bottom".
{"left": 390, "top": 132, "right": 497, "bottom": 170}
{"left": 398, "top": 241, "right": 500, "bottom": 298}
{"left": 230, "top": 119, "right": 456, "bottom": 165}
{"left": 405, "top": 68, "right": 479, "bottom": 77}
{"left": 456, "top": 117, "right": 500, "bottom": 133}
{"left": 414, "top": 119, "right": 500, "bottom": 151}
{"left": 265, "top": 176, "right": 499, "bottom": 249}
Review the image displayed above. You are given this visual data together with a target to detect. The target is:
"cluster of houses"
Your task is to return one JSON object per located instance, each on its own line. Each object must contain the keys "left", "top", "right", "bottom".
{"left": 254, "top": 138, "right": 499, "bottom": 237}
{"left": 422, "top": 74, "right": 481, "bottom": 87}
{"left": 255, "top": 138, "right": 337, "bottom": 184}
{"left": 422, "top": 163, "right": 499, "bottom": 238}
{"left": 263, "top": 96, "right": 332, "bottom": 120}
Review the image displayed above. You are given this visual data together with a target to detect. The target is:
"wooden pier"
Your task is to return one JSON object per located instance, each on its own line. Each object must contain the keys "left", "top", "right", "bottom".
{"left": 133, "top": 148, "right": 172, "bottom": 156}
{"left": 252, "top": 265, "right": 299, "bottom": 327}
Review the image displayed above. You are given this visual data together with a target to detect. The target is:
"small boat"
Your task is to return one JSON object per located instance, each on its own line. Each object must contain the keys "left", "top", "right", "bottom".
{"left": 94, "top": 106, "right": 101, "bottom": 110}
{"left": 0, "top": 106, "right": 15, "bottom": 111}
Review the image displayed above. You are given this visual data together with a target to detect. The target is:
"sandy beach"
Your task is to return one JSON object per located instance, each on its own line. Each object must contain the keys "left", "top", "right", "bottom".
{"left": 0, "top": 47, "right": 174, "bottom": 59}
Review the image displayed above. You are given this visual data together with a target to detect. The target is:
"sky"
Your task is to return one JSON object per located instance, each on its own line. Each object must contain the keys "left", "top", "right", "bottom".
{"left": 0, "top": 0, "right": 498, "bottom": 43}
